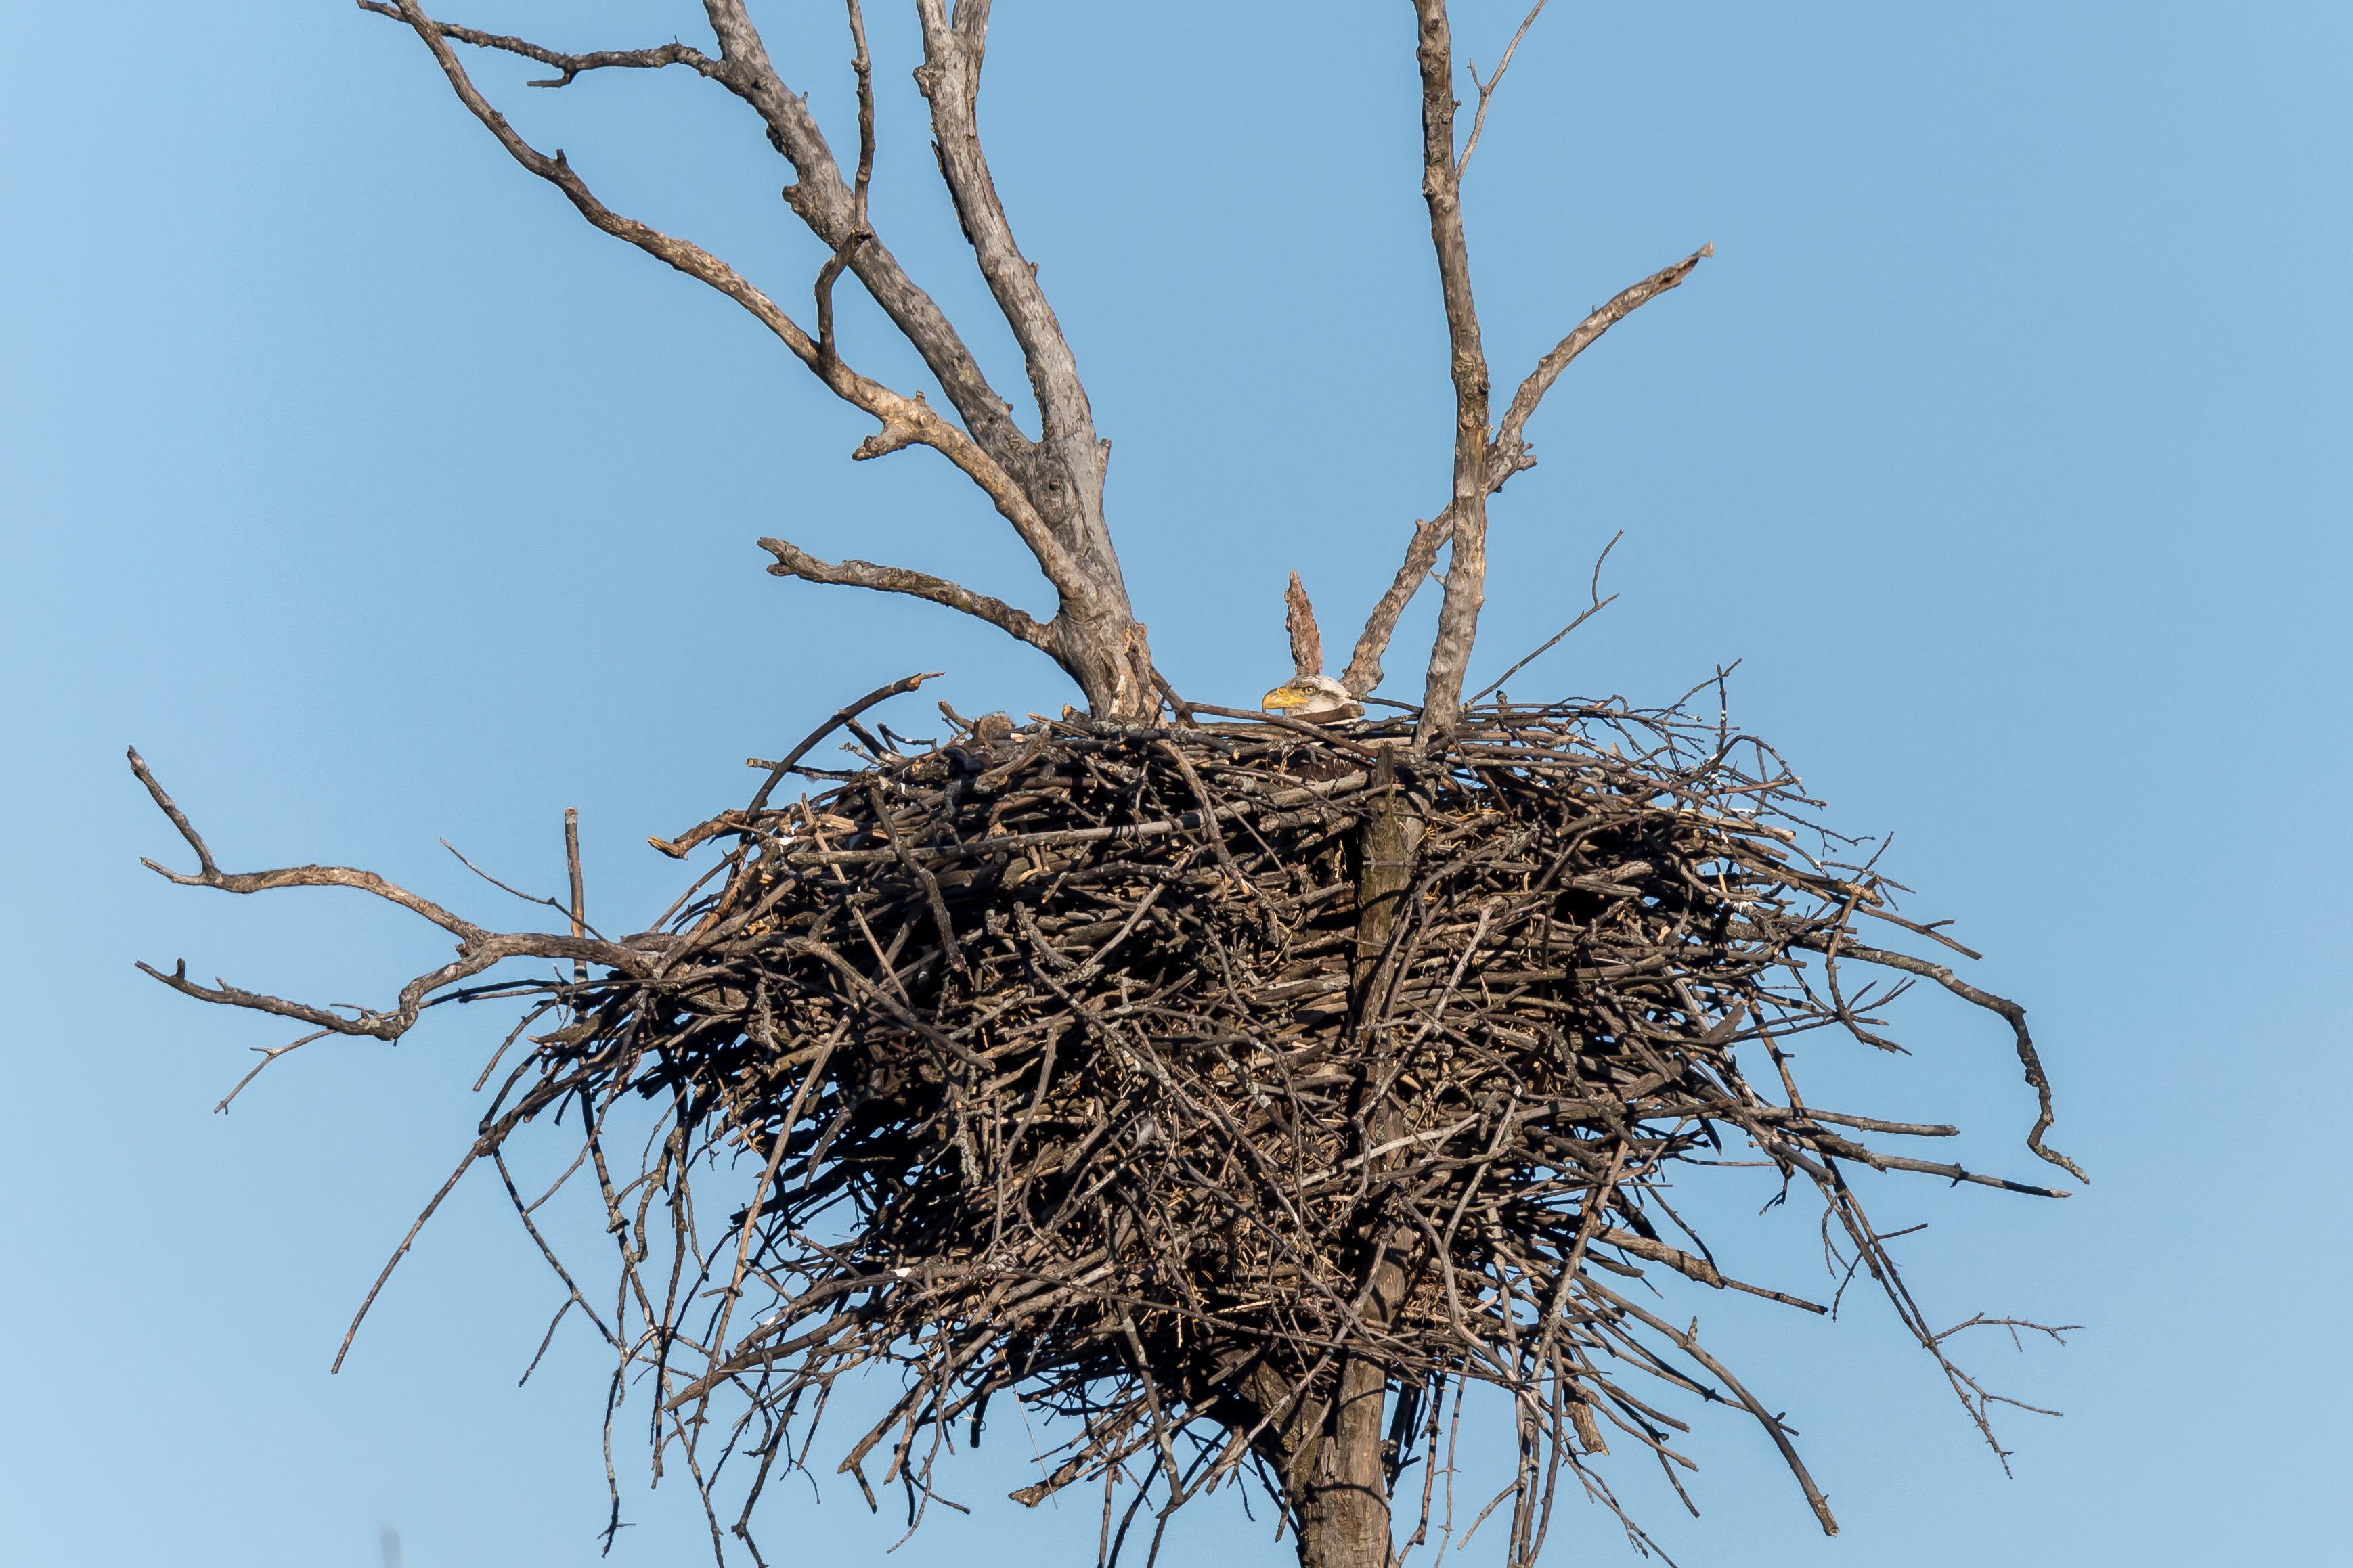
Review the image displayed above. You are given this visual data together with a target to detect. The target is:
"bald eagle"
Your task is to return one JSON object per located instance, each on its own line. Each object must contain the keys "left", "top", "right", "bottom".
{"left": 1262, "top": 673, "right": 1365, "bottom": 725}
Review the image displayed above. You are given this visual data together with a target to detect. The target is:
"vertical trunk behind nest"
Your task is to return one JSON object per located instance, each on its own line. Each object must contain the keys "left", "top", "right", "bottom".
{"left": 1267, "top": 745, "right": 1423, "bottom": 1568}
{"left": 1285, "top": 1356, "right": 1400, "bottom": 1568}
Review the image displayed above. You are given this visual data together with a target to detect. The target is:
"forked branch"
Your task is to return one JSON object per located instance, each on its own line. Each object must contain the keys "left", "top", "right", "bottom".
{"left": 361, "top": 3, "right": 1085, "bottom": 583}
{"left": 129, "top": 747, "right": 655, "bottom": 1041}
{"left": 129, "top": 746, "right": 483, "bottom": 941}
{"left": 1457, "top": 0, "right": 1551, "bottom": 178}
{"left": 912, "top": 2, "right": 1109, "bottom": 511}
{"left": 1350, "top": 3, "right": 1708, "bottom": 730}
{"left": 361, "top": 1, "right": 1158, "bottom": 717}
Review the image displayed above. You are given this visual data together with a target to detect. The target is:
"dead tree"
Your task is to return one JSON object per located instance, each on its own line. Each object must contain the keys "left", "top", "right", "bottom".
{"left": 134, "top": 7, "right": 2079, "bottom": 1568}
{"left": 343, "top": 0, "right": 1700, "bottom": 738}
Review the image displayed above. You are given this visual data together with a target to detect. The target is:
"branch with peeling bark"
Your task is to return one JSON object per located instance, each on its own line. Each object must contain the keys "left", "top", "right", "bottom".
{"left": 1488, "top": 244, "right": 1713, "bottom": 486}
{"left": 1342, "top": 502, "right": 1455, "bottom": 699}
{"left": 1284, "top": 572, "right": 1325, "bottom": 679}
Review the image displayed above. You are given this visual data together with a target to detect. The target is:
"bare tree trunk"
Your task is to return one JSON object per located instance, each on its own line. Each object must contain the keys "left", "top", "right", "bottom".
{"left": 1288, "top": 1355, "right": 1398, "bottom": 1568}
{"left": 1231, "top": 751, "right": 1424, "bottom": 1568}
{"left": 1280, "top": 746, "right": 1424, "bottom": 1568}
{"left": 1410, "top": 0, "right": 1493, "bottom": 742}
{"left": 1049, "top": 602, "right": 1158, "bottom": 724}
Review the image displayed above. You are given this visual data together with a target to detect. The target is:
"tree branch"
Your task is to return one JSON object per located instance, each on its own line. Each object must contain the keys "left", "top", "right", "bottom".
{"left": 760, "top": 537, "right": 1055, "bottom": 653}
{"left": 640, "top": 4, "right": 1152, "bottom": 714}
{"left": 910, "top": 0, "right": 1118, "bottom": 578}
{"left": 1341, "top": 502, "right": 1454, "bottom": 698}
{"left": 1345, "top": 8, "right": 1708, "bottom": 719}
{"left": 1347, "top": 245, "right": 1708, "bottom": 701}
{"left": 1468, "top": 529, "right": 1619, "bottom": 702}
{"left": 1794, "top": 933, "right": 2086, "bottom": 1182}
{"left": 1488, "top": 244, "right": 1712, "bottom": 487}
{"left": 1410, "top": 0, "right": 1494, "bottom": 741}
{"left": 129, "top": 748, "right": 657, "bottom": 1042}
{"left": 135, "top": 941, "right": 615, "bottom": 1042}
{"left": 812, "top": 3, "right": 877, "bottom": 380}
{"left": 693, "top": 1, "right": 1037, "bottom": 476}
{"left": 1585, "top": 1280, "right": 1841, "bottom": 1537}
{"left": 130, "top": 746, "right": 486, "bottom": 941}
{"left": 1456, "top": 0, "right": 1549, "bottom": 178}
{"left": 354, "top": 3, "right": 716, "bottom": 87}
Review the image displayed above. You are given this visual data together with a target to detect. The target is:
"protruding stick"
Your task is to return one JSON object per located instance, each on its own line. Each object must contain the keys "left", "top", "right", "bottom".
{"left": 564, "top": 807, "right": 586, "bottom": 986}
{"left": 1284, "top": 571, "right": 1324, "bottom": 679}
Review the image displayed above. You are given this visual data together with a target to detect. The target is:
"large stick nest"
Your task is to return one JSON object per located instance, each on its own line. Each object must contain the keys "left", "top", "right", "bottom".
{"left": 137, "top": 688, "right": 2080, "bottom": 1565}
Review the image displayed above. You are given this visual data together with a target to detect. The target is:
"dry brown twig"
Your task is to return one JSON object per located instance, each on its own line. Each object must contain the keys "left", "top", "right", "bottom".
{"left": 135, "top": 6, "right": 2078, "bottom": 1567}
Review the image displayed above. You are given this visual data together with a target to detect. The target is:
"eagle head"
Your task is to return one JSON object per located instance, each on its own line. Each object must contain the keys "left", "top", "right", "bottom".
{"left": 1261, "top": 673, "right": 1365, "bottom": 725}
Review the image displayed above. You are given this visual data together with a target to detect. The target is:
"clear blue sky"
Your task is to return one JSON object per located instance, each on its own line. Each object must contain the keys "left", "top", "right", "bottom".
{"left": 4, "top": 3, "right": 2347, "bottom": 1564}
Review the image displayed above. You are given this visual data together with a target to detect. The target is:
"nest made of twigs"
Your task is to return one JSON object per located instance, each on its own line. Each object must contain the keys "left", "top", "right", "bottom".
{"left": 388, "top": 688, "right": 2077, "bottom": 1565}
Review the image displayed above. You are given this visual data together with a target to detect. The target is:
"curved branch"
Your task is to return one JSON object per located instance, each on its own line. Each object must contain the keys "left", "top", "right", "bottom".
{"left": 1342, "top": 503, "right": 1454, "bottom": 698}
{"left": 760, "top": 537, "right": 1055, "bottom": 652}
{"left": 1488, "top": 244, "right": 1713, "bottom": 489}
{"left": 135, "top": 939, "right": 614, "bottom": 1042}
{"left": 1796, "top": 933, "right": 2087, "bottom": 1182}
{"left": 130, "top": 748, "right": 659, "bottom": 1042}
{"left": 130, "top": 746, "right": 485, "bottom": 941}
